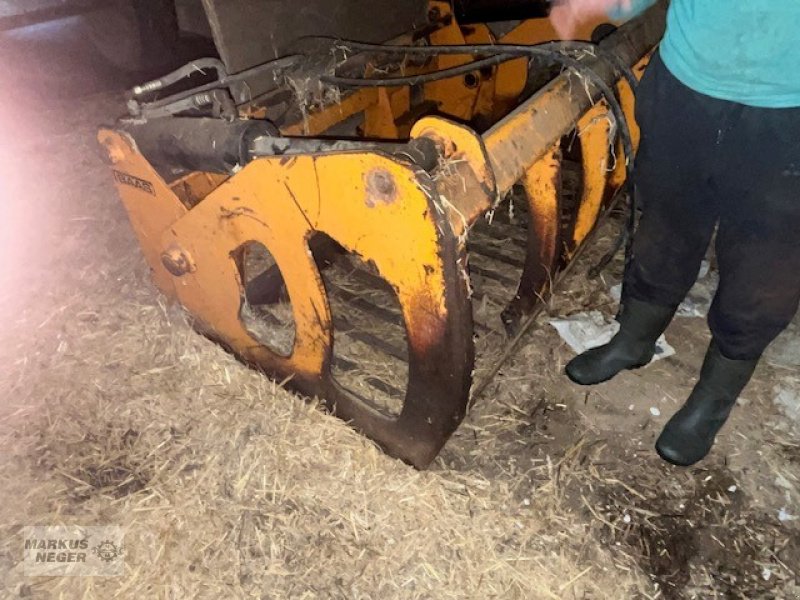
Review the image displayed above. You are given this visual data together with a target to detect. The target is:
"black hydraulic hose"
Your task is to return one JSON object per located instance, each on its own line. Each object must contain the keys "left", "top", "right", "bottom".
{"left": 320, "top": 37, "right": 640, "bottom": 289}
{"left": 322, "top": 43, "right": 635, "bottom": 197}
{"left": 320, "top": 54, "right": 516, "bottom": 87}
{"left": 321, "top": 38, "right": 639, "bottom": 93}
{"left": 130, "top": 35, "right": 642, "bottom": 285}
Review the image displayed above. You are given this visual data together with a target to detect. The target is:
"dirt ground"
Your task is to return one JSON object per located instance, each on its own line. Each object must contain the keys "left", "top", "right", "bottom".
{"left": 1, "top": 19, "right": 799, "bottom": 600}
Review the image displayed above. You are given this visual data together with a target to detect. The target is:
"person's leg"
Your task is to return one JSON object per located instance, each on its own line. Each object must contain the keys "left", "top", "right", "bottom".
{"left": 566, "top": 53, "right": 724, "bottom": 385}
{"left": 657, "top": 105, "right": 800, "bottom": 466}
{"left": 708, "top": 106, "right": 800, "bottom": 360}
{"left": 622, "top": 58, "right": 723, "bottom": 310}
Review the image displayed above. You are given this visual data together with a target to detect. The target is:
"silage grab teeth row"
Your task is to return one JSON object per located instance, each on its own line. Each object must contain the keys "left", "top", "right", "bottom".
{"left": 99, "top": 1, "right": 667, "bottom": 468}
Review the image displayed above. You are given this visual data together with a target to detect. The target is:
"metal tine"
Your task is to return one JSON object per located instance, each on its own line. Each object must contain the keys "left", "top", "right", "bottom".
{"left": 467, "top": 263, "right": 519, "bottom": 288}
{"left": 467, "top": 242, "right": 526, "bottom": 269}
{"left": 331, "top": 315, "right": 408, "bottom": 362}
{"left": 326, "top": 283, "right": 405, "bottom": 328}
{"left": 333, "top": 356, "right": 406, "bottom": 401}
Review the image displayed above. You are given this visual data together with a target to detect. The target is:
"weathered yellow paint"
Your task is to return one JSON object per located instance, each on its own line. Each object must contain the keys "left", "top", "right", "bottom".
{"left": 97, "top": 129, "right": 187, "bottom": 296}
{"left": 103, "top": 14, "right": 655, "bottom": 368}
{"left": 162, "top": 157, "right": 329, "bottom": 376}
{"left": 313, "top": 155, "right": 451, "bottom": 353}
{"left": 493, "top": 17, "right": 601, "bottom": 118}
{"left": 424, "top": 1, "right": 479, "bottom": 122}
{"left": 282, "top": 89, "right": 379, "bottom": 136}
{"left": 411, "top": 116, "right": 496, "bottom": 237}
{"left": 522, "top": 144, "right": 562, "bottom": 271}
{"left": 609, "top": 53, "right": 651, "bottom": 189}
{"left": 572, "top": 103, "right": 613, "bottom": 248}
{"left": 121, "top": 149, "right": 454, "bottom": 379}
{"left": 171, "top": 171, "right": 229, "bottom": 208}
{"left": 462, "top": 23, "right": 497, "bottom": 123}
{"left": 99, "top": 4, "right": 664, "bottom": 466}
{"left": 363, "top": 87, "right": 403, "bottom": 139}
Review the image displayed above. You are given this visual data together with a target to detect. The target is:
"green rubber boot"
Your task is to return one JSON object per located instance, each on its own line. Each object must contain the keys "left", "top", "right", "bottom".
{"left": 565, "top": 298, "right": 677, "bottom": 386}
{"left": 656, "top": 341, "right": 758, "bottom": 467}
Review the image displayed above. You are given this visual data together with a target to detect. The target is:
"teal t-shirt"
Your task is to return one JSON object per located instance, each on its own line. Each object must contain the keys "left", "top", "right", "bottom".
{"left": 611, "top": 0, "right": 800, "bottom": 108}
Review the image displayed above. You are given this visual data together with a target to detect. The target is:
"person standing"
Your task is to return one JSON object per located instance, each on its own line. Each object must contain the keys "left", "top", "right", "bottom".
{"left": 550, "top": 0, "right": 800, "bottom": 465}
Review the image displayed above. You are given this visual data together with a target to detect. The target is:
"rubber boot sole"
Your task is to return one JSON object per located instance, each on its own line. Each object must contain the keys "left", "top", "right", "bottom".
{"left": 564, "top": 358, "right": 651, "bottom": 386}
{"left": 655, "top": 441, "right": 699, "bottom": 467}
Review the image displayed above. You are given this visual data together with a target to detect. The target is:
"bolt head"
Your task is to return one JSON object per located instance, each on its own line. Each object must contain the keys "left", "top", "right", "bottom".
{"left": 161, "top": 244, "right": 195, "bottom": 276}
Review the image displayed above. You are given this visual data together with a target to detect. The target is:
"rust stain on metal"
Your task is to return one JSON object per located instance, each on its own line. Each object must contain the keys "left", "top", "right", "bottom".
{"left": 404, "top": 291, "right": 448, "bottom": 355}
{"left": 365, "top": 169, "right": 398, "bottom": 207}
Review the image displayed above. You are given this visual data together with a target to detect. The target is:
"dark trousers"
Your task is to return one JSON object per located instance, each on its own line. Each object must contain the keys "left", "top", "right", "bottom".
{"left": 625, "top": 52, "right": 800, "bottom": 360}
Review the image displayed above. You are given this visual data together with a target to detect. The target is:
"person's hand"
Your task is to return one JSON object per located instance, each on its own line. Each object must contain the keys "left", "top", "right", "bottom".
{"left": 550, "top": 0, "right": 630, "bottom": 39}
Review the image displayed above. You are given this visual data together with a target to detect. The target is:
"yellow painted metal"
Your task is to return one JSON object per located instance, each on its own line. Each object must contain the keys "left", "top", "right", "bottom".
{"left": 98, "top": 130, "right": 186, "bottom": 296}
{"left": 523, "top": 144, "right": 562, "bottom": 271}
{"left": 424, "top": 1, "right": 477, "bottom": 122}
{"left": 461, "top": 23, "right": 497, "bottom": 124}
{"left": 163, "top": 156, "right": 329, "bottom": 377}
{"left": 99, "top": 4, "right": 666, "bottom": 465}
{"left": 492, "top": 17, "right": 599, "bottom": 118}
{"left": 314, "top": 157, "right": 453, "bottom": 356}
{"left": 101, "top": 9, "right": 657, "bottom": 354}
{"left": 363, "top": 87, "right": 408, "bottom": 139}
{"left": 171, "top": 171, "right": 229, "bottom": 208}
{"left": 411, "top": 116, "right": 497, "bottom": 239}
{"left": 282, "top": 89, "right": 379, "bottom": 136}
{"left": 572, "top": 102, "right": 613, "bottom": 249}
{"left": 609, "top": 54, "right": 650, "bottom": 189}
{"left": 102, "top": 125, "right": 454, "bottom": 377}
